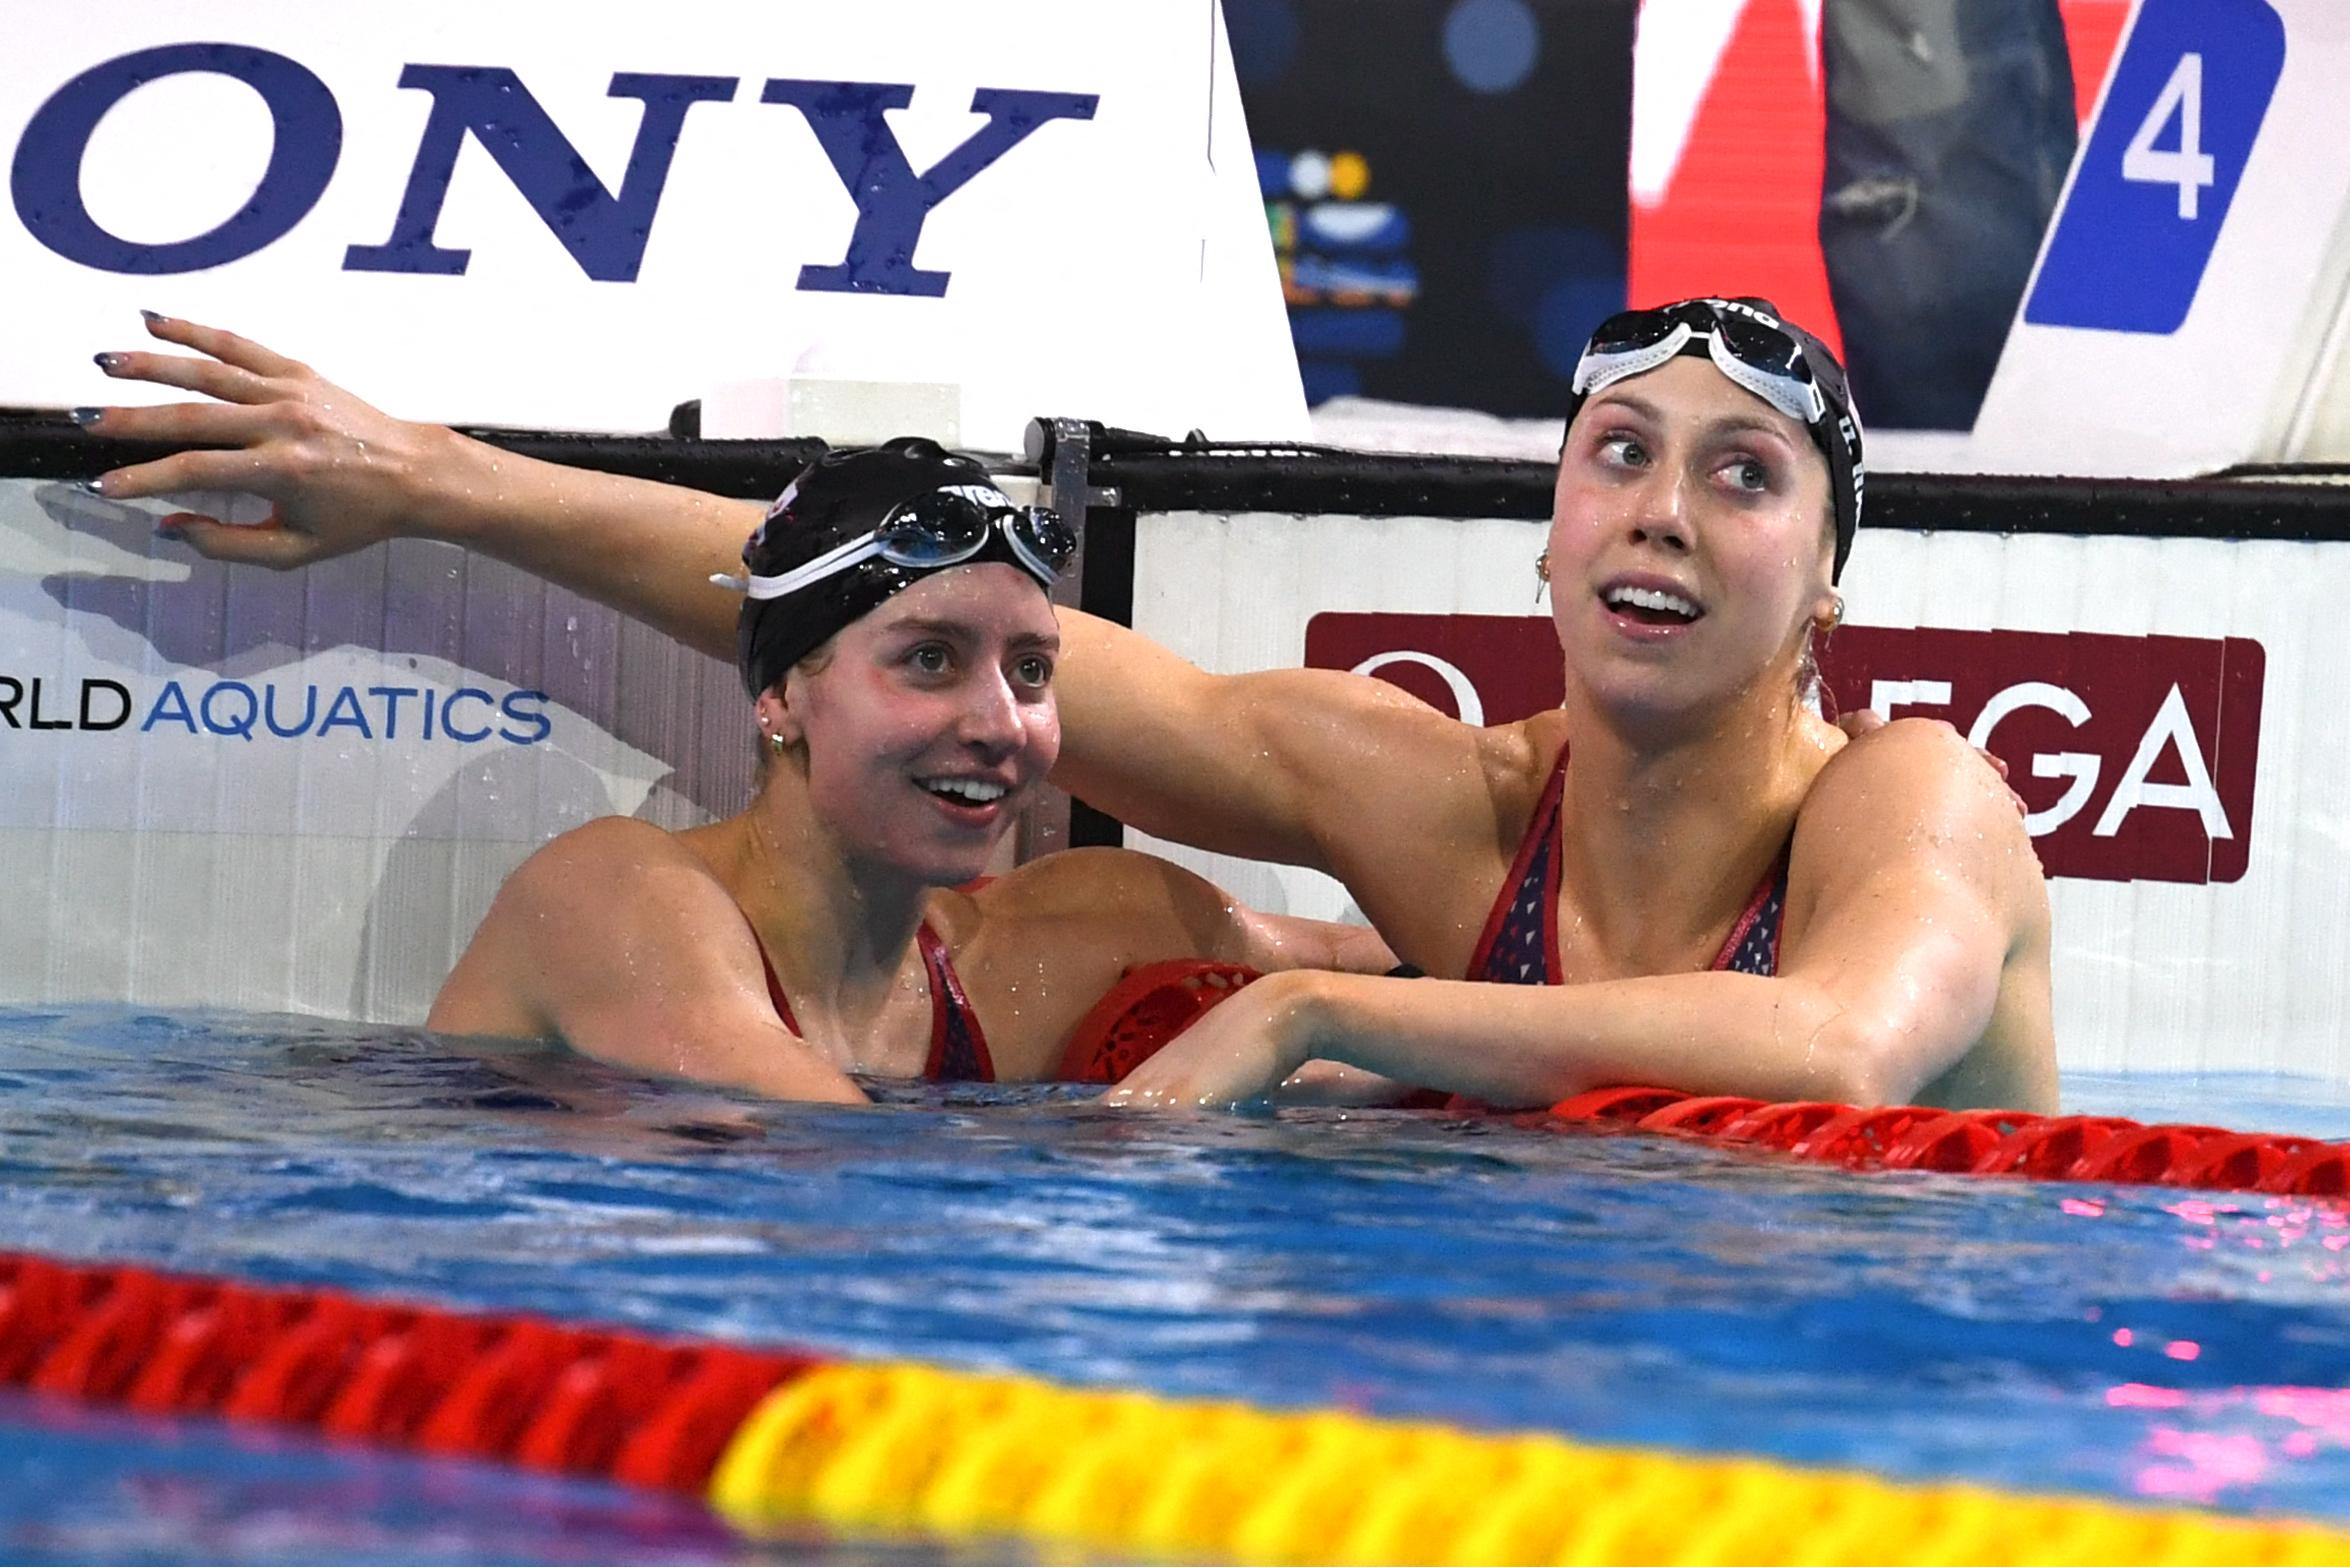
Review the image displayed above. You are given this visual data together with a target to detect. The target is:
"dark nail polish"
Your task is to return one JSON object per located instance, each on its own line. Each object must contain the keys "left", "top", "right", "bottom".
{"left": 93, "top": 353, "right": 123, "bottom": 372}
{"left": 66, "top": 406, "right": 102, "bottom": 428}
{"left": 155, "top": 522, "right": 184, "bottom": 541}
{"left": 139, "top": 309, "right": 165, "bottom": 326}
{"left": 77, "top": 476, "right": 108, "bottom": 497}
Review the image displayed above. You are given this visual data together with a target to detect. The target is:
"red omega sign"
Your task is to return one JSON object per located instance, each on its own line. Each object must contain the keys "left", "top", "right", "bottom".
{"left": 1302, "top": 615, "right": 2264, "bottom": 886}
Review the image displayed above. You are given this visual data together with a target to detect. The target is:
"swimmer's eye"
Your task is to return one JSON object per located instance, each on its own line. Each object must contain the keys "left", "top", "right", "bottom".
{"left": 1011, "top": 653, "right": 1054, "bottom": 690}
{"left": 1597, "top": 433, "right": 1650, "bottom": 468}
{"left": 905, "top": 643, "right": 953, "bottom": 677}
{"left": 1719, "top": 456, "right": 1773, "bottom": 494}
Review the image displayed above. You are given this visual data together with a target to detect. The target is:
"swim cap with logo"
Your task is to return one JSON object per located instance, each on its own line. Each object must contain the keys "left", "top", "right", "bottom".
{"left": 723, "top": 438, "right": 1076, "bottom": 697}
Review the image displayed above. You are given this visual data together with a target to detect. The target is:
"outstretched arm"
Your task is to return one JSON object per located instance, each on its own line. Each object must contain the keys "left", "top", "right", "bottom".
{"left": 1108, "top": 723, "right": 2049, "bottom": 1112}
{"left": 87, "top": 316, "right": 755, "bottom": 662}
{"left": 86, "top": 318, "right": 1494, "bottom": 874}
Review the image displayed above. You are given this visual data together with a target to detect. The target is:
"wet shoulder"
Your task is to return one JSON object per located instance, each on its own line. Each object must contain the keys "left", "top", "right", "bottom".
{"left": 436, "top": 817, "right": 730, "bottom": 1039}
{"left": 1789, "top": 716, "right": 2051, "bottom": 965}
{"left": 1797, "top": 717, "right": 2016, "bottom": 854}
{"left": 519, "top": 815, "right": 703, "bottom": 892}
{"left": 957, "top": 848, "right": 1217, "bottom": 955}
{"left": 490, "top": 817, "right": 740, "bottom": 948}
{"left": 1475, "top": 711, "right": 1571, "bottom": 850}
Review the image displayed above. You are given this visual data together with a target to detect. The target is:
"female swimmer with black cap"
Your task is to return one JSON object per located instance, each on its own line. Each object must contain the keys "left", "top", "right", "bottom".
{"left": 424, "top": 438, "right": 1391, "bottom": 1100}
{"left": 85, "top": 301, "right": 2053, "bottom": 1111}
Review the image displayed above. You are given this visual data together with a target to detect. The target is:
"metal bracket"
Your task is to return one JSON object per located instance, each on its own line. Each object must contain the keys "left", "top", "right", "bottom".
{"left": 1016, "top": 418, "right": 1121, "bottom": 863}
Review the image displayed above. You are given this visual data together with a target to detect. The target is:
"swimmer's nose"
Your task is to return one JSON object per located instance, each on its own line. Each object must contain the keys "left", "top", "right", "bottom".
{"left": 1627, "top": 472, "right": 1693, "bottom": 555}
{"left": 957, "top": 670, "right": 1026, "bottom": 756}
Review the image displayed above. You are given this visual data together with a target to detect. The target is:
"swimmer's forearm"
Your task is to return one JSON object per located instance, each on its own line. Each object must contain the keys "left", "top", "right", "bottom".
{"left": 427, "top": 431, "right": 756, "bottom": 663}
{"left": 1287, "top": 970, "right": 1899, "bottom": 1109}
{"left": 1270, "top": 1061, "right": 1421, "bottom": 1107}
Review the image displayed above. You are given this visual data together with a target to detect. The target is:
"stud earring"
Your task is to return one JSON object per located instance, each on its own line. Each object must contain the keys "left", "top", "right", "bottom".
{"left": 1534, "top": 550, "right": 1551, "bottom": 605}
{"left": 1817, "top": 596, "right": 1844, "bottom": 633}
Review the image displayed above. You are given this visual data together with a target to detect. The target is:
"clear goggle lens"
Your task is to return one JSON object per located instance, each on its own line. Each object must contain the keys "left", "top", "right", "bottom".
{"left": 1572, "top": 302, "right": 1825, "bottom": 427}
{"left": 717, "top": 485, "right": 1074, "bottom": 601}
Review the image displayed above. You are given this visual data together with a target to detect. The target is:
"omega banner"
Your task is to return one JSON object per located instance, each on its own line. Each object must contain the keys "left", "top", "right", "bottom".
{"left": 1305, "top": 616, "right": 2263, "bottom": 886}
{"left": 0, "top": 1, "right": 1302, "bottom": 447}
{"left": 1127, "top": 511, "right": 2343, "bottom": 1080}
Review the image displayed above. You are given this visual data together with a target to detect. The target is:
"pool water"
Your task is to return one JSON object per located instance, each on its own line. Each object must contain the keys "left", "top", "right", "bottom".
{"left": 4, "top": 1005, "right": 2350, "bottom": 1565}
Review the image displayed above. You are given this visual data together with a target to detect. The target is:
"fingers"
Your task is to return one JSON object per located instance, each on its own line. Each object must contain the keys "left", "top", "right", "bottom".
{"left": 140, "top": 313, "right": 309, "bottom": 381}
{"left": 95, "top": 447, "right": 282, "bottom": 503}
{"left": 160, "top": 514, "right": 319, "bottom": 571}
{"left": 79, "top": 400, "right": 281, "bottom": 448}
{"left": 96, "top": 349, "right": 276, "bottom": 405}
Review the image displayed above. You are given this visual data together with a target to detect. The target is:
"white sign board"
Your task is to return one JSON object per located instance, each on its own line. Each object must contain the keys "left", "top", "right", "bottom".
{"left": 0, "top": 477, "right": 751, "bottom": 1021}
{"left": 1127, "top": 507, "right": 2349, "bottom": 1086}
{"left": 0, "top": 1, "right": 1303, "bottom": 449}
{"left": 1970, "top": 0, "right": 2350, "bottom": 475}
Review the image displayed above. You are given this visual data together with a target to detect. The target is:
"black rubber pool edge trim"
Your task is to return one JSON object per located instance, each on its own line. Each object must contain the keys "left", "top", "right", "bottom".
{"left": 10, "top": 409, "right": 2350, "bottom": 543}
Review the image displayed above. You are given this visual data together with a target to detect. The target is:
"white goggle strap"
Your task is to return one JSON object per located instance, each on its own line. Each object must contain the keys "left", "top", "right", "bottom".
{"left": 1570, "top": 321, "right": 1693, "bottom": 398}
{"left": 1572, "top": 321, "right": 1827, "bottom": 429}
{"left": 1704, "top": 331, "right": 1826, "bottom": 425}
{"left": 708, "top": 529, "right": 885, "bottom": 600}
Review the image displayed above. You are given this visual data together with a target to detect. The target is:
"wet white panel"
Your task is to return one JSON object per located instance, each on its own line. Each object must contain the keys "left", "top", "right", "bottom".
{"left": 1130, "top": 508, "right": 2350, "bottom": 1087}
{"left": 0, "top": 476, "right": 753, "bottom": 1022}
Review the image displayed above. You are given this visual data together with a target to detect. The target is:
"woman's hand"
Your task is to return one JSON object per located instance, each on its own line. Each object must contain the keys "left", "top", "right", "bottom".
{"left": 1101, "top": 971, "right": 1324, "bottom": 1110}
{"left": 78, "top": 313, "right": 471, "bottom": 569}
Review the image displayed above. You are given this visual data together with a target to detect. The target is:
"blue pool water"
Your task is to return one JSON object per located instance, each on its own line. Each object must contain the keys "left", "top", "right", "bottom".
{"left": 4, "top": 1005, "right": 2350, "bottom": 1565}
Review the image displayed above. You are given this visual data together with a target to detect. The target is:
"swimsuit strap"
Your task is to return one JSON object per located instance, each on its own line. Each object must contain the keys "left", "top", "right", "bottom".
{"left": 1709, "top": 844, "right": 1792, "bottom": 977}
{"left": 918, "top": 925, "right": 997, "bottom": 1083}
{"left": 1465, "top": 741, "right": 1795, "bottom": 984}
{"left": 1466, "top": 744, "right": 1569, "bottom": 984}
{"left": 755, "top": 939, "right": 801, "bottom": 1036}
{"left": 749, "top": 917, "right": 994, "bottom": 1082}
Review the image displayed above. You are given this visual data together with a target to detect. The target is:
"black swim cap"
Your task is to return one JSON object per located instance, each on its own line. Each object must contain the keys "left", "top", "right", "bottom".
{"left": 732, "top": 438, "right": 1071, "bottom": 697}
{"left": 1563, "top": 296, "right": 1865, "bottom": 581}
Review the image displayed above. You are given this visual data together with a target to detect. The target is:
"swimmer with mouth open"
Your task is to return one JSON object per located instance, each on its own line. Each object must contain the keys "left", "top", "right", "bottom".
{"left": 84, "top": 302, "right": 2051, "bottom": 1113}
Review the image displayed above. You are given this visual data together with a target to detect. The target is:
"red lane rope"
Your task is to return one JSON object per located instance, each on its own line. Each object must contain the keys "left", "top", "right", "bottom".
{"left": 1057, "top": 959, "right": 1260, "bottom": 1083}
{"left": 1550, "top": 1087, "right": 2350, "bottom": 1197}
{"left": 1072, "top": 960, "right": 2350, "bottom": 1200}
{"left": 0, "top": 1254, "right": 816, "bottom": 1491}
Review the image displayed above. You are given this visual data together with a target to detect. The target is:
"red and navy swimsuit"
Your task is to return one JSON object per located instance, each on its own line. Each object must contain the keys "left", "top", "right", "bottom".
{"left": 1465, "top": 745, "right": 1791, "bottom": 984}
{"left": 757, "top": 924, "right": 996, "bottom": 1083}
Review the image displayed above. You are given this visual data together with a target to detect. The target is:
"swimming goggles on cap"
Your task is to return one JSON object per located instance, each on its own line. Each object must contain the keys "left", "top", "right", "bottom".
{"left": 1570, "top": 299, "right": 1828, "bottom": 428}
{"left": 714, "top": 484, "right": 1076, "bottom": 601}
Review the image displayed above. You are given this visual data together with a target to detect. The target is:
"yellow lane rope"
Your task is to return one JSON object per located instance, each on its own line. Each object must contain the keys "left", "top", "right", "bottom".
{"left": 708, "top": 1361, "right": 2350, "bottom": 1566}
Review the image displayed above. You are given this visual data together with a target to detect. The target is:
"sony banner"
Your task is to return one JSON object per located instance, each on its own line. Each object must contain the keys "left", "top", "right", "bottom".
{"left": 1127, "top": 509, "right": 2348, "bottom": 1082}
{"left": 0, "top": 1, "right": 1303, "bottom": 448}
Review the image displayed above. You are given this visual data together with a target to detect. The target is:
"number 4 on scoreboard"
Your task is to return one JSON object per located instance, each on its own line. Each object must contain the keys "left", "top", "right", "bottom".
{"left": 2120, "top": 53, "right": 2215, "bottom": 221}
{"left": 2024, "top": 0, "right": 2285, "bottom": 336}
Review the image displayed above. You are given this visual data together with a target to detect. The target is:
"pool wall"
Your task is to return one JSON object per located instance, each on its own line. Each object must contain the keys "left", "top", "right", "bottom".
{"left": 3, "top": 416, "right": 2345, "bottom": 1082}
